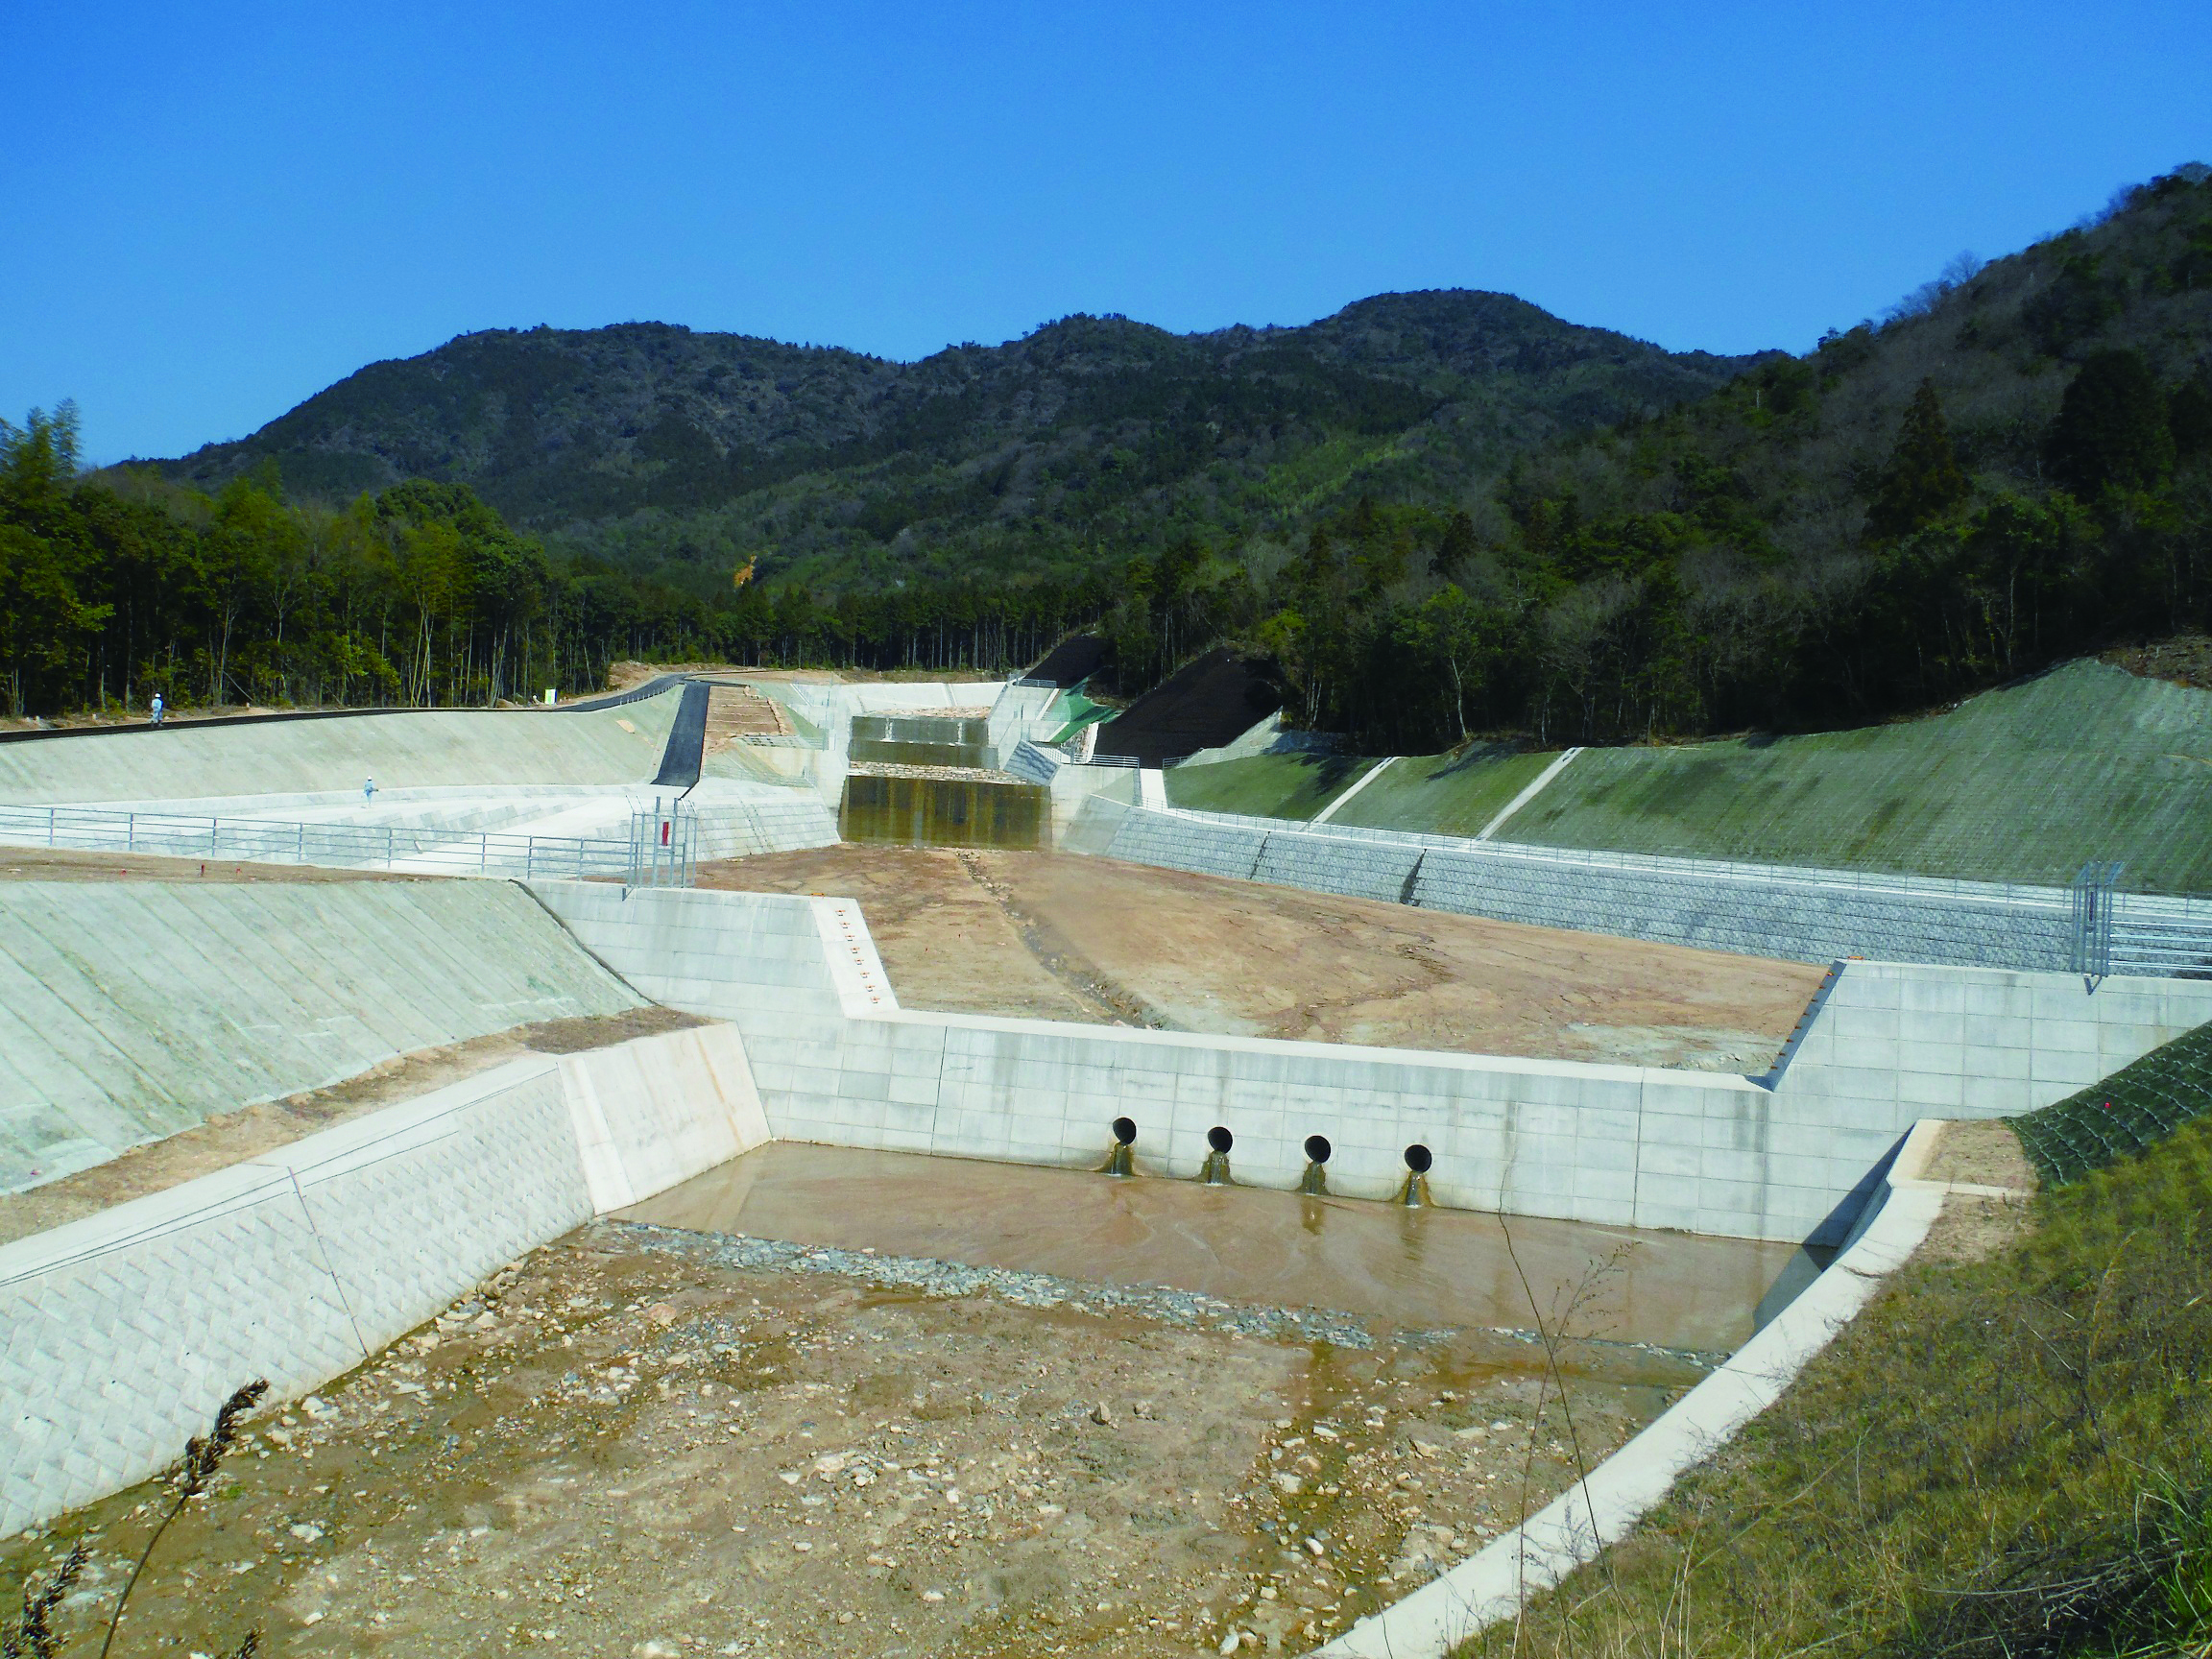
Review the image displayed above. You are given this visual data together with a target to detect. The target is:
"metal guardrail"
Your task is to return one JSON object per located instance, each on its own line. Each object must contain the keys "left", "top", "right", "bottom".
{"left": 1080, "top": 754, "right": 1142, "bottom": 769}
{"left": 1156, "top": 805, "right": 2212, "bottom": 978}
{"left": 0, "top": 804, "right": 695, "bottom": 887}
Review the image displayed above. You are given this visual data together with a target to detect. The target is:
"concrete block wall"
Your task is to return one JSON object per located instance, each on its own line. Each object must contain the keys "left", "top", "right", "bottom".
{"left": 525, "top": 883, "right": 2212, "bottom": 1249}
{"left": 1087, "top": 804, "right": 2079, "bottom": 972}
{"left": 0, "top": 1022, "right": 765, "bottom": 1536}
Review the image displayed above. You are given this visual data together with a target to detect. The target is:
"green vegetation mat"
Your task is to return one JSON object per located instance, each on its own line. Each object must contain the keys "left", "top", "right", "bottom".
{"left": 1462, "top": 1115, "right": 2212, "bottom": 1659}
{"left": 2012, "top": 1018, "right": 2212, "bottom": 1186}
{"left": 1162, "top": 753, "right": 1381, "bottom": 820}
{"left": 1496, "top": 661, "right": 2212, "bottom": 891}
{"left": 1331, "top": 746, "right": 1560, "bottom": 837}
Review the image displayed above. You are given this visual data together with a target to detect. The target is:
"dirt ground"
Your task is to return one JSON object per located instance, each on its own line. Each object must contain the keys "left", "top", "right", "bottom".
{"left": 1916, "top": 1120, "right": 2039, "bottom": 1263}
{"left": 0, "top": 847, "right": 433, "bottom": 884}
{"left": 2, "top": 1223, "right": 1691, "bottom": 1659}
{"left": 701, "top": 846, "right": 1824, "bottom": 1070}
{"left": 0, "top": 1008, "right": 700, "bottom": 1247}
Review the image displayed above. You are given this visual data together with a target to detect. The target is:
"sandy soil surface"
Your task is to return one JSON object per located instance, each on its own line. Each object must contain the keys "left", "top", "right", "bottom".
{"left": 1922, "top": 1120, "right": 2037, "bottom": 1191}
{"left": 700, "top": 846, "right": 1823, "bottom": 1070}
{"left": 704, "top": 687, "right": 792, "bottom": 750}
{"left": 2, "top": 1223, "right": 1694, "bottom": 1658}
{"left": 1916, "top": 1120, "right": 2039, "bottom": 1263}
{"left": 0, "top": 848, "right": 432, "bottom": 884}
{"left": 0, "top": 1009, "right": 700, "bottom": 1247}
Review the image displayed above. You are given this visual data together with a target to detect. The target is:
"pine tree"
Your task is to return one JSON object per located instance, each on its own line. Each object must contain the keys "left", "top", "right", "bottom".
{"left": 1430, "top": 509, "right": 1479, "bottom": 576}
{"left": 2045, "top": 349, "right": 2176, "bottom": 496}
{"left": 1866, "top": 379, "right": 1969, "bottom": 540}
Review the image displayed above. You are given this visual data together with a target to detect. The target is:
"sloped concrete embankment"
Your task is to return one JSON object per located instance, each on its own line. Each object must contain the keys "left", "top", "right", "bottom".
{"left": 0, "top": 1023, "right": 766, "bottom": 1536}
{"left": 0, "top": 698, "right": 682, "bottom": 805}
{"left": 1077, "top": 799, "right": 2151, "bottom": 973}
{"left": 525, "top": 881, "right": 2212, "bottom": 1246}
{"left": 0, "top": 881, "right": 646, "bottom": 1193}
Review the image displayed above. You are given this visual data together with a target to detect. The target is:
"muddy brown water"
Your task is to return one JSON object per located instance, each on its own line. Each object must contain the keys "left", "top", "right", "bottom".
{"left": 621, "top": 1143, "right": 1799, "bottom": 1356}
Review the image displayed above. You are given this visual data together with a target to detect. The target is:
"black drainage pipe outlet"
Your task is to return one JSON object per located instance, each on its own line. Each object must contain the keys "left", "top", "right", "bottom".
{"left": 1199, "top": 1124, "right": 1234, "bottom": 1186}
{"left": 1299, "top": 1133, "right": 1332, "bottom": 1195}
{"left": 1100, "top": 1117, "right": 1138, "bottom": 1177}
{"left": 1397, "top": 1142, "right": 1433, "bottom": 1208}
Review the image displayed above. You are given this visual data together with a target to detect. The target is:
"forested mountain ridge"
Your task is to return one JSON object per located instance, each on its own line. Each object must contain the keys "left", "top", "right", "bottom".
{"left": 1329, "top": 161, "right": 2212, "bottom": 748}
{"left": 6, "top": 166, "right": 2206, "bottom": 739}
{"left": 153, "top": 291, "right": 1764, "bottom": 592}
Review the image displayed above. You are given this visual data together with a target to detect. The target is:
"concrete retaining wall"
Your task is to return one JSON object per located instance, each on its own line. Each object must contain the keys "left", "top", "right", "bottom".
{"left": 0, "top": 880, "right": 646, "bottom": 1195}
{"left": 525, "top": 882, "right": 2212, "bottom": 1248}
{"left": 1088, "top": 803, "right": 2086, "bottom": 972}
{"left": 0, "top": 1023, "right": 766, "bottom": 1536}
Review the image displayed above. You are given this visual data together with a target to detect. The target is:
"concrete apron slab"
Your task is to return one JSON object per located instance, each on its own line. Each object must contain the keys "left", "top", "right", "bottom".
{"left": 1314, "top": 1119, "right": 1996, "bottom": 1659}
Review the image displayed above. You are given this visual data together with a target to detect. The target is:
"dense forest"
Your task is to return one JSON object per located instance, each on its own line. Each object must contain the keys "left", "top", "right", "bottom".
{"left": 5, "top": 164, "right": 2209, "bottom": 740}
{"left": 0, "top": 418, "right": 1111, "bottom": 715}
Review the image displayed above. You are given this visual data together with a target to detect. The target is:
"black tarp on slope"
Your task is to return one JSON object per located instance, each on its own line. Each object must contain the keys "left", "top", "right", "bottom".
{"left": 1094, "top": 650, "right": 1280, "bottom": 766}
{"left": 651, "top": 681, "right": 710, "bottom": 787}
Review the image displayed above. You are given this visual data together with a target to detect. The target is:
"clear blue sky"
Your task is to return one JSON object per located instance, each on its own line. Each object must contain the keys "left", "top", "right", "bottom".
{"left": 5, "top": 1, "right": 2206, "bottom": 464}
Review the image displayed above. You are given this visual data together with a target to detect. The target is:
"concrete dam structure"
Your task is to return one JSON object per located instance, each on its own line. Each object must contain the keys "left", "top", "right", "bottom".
{"left": 4, "top": 663, "right": 2209, "bottom": 1658}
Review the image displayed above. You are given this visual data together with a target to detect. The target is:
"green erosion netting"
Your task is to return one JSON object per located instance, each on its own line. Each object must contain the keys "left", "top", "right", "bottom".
{"left": 2012, "top": 1018, "right": 2212, "bottom": 1184}
{"left": 1487, "top": 661, "right": 2212, "bottom": 892}
{"left": 1163, "top": 753, "right": 1381, "bottom": 820}
{"left": 1332, "top": 746, "right": 1560, "bottom": 836}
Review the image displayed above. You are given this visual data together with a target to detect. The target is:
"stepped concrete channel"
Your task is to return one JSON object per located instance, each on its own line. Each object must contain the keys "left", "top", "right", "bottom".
{"left": 6, "top": 873, "right": 2208, "bottom": 1632}
{"left": 8, "top": 682, "right": 2212, "bottom": 1652}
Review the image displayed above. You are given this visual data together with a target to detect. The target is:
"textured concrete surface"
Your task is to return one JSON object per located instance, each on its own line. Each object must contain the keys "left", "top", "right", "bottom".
{"left": 0, "top": 1022, "right": 763, "bottom": 1535}
{"left": 0, "top": 879, "right": 645, "bottom": 1193}
{"left": 527, "top": 881, "right": 2212, "bottom": 1247}
{"left": 0, "top": 696, "right": 680, "bottom": 805}
{"left": 1087, "top": 802, "right": 2112, "bottom": 973}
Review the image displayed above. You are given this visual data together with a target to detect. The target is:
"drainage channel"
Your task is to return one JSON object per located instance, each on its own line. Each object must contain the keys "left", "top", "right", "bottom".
{"left": 617, "top": 1141, "right": 1799, "bottom": 1358}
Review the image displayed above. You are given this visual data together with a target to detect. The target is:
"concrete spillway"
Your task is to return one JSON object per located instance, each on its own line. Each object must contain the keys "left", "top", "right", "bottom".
{"left": 838, "top": 773, "right": 1048, "bottom": 849}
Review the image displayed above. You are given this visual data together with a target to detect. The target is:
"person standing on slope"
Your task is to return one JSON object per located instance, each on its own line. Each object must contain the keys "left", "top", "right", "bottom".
{"left": 149, "top": 692, "right": 164, "bottom": 728}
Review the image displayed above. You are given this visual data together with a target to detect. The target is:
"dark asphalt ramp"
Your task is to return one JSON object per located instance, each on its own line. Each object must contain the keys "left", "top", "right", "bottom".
{"left": 651, "top": 682, "right": 709, "bottom": 787}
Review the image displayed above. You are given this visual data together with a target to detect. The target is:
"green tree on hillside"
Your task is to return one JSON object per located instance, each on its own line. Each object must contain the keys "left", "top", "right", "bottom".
{"left": 2046, "top": 349, "right": 2179, "bottom": 496}
{"left": 1430, "top": 509, "right": 1479, "bottom": 577}
{"left": 1866, "top": 379, "right": 1970, "bottom": 540}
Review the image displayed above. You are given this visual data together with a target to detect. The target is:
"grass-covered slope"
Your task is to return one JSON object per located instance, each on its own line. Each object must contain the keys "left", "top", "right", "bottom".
{"left": 1495, "top": 661, "right": 2212, "bottom": 890}
{"left": 2012, "top": 1016, "right": 2212, "bottom": 1184}
{"left": 1464, "top": 1105, "right": 2212, "bottom": 1659}
{"left": 1163, "top": 752, "right": 1380, "bottom": 819}
{"left": 1330, "top": 746, "right": 1562, "bottom": 837}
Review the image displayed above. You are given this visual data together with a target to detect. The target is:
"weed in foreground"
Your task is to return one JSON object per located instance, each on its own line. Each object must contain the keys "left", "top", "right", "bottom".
{"left": 6, "top": 1380, "right": 268, "bottom": 1659}
{"left": 1457, "top": 1118, "right": 2212, "bottom": 1659}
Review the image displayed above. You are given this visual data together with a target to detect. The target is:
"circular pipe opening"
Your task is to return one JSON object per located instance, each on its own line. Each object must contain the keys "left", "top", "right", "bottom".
{"left": 1207, "top": 1125, "right": 1235, "bottom": 1154}
{"left": 1111, "top": 1117, "right": 1137, "bottom": 1146}
{"left": 1404, "top": 1142, "right": 1433, "bottom": 1173}
{"left": 1303, "top": 1134, "right": 1333, "bottom": 1164}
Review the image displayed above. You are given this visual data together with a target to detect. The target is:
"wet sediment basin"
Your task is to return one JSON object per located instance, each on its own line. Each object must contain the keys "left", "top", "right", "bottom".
{"left": 621, "top": 1142, "right": 1799, "bottom": 1356}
